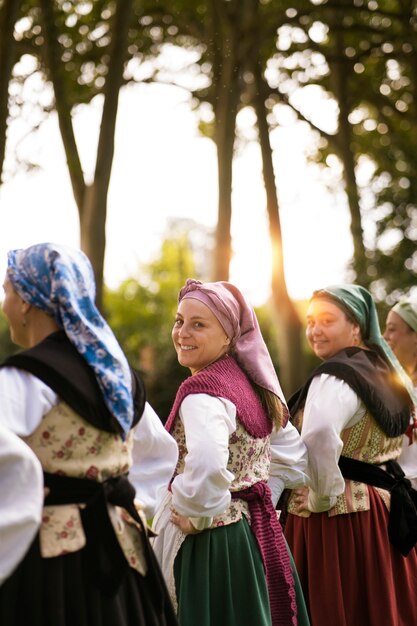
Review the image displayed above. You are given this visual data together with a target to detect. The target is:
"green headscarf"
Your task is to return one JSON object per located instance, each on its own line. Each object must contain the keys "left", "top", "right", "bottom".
{"left": 392, "top": 298, "right": 417, "bottom": 334}
{"left": 312, "top": 284, "right": 417, "bottom": 404}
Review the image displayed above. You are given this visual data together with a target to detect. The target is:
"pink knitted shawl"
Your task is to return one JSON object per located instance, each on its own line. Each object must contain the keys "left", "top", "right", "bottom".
{"left": 165, "top": 355, "right": 271, "bottom": 437}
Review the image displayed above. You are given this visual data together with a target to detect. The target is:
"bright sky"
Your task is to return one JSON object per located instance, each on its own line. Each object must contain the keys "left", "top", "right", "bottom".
{"left": 0, "top": 81, "right": 353, "bottom": 306}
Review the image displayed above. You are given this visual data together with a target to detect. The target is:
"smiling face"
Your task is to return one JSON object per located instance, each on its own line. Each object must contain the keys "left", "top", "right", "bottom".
{"left": 306, "top": 297, "right": 361, "bottom": 361}
{"left": 172, "top": 297, "right": 230, "bottom": 375}
{"left": 383, "top": 310, "right": 417, "bottom": 374}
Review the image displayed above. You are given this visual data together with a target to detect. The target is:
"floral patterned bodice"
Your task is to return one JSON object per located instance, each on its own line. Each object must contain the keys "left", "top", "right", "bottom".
{"left": 22, "top": 401, "right": 147, "bottom": 575}
{"left": 171, "top": 414, "right": 271, "bottom": 527}
{"left": 288, "top": 409, "right": 403, "bottom": 517}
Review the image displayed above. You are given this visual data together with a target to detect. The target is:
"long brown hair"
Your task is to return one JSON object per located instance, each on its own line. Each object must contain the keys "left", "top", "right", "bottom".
{"left": 253, "top": 382, "right": 284, "bottom": 430}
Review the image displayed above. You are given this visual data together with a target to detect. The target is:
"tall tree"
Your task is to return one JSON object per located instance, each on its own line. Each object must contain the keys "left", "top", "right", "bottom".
{"left": 38, "top": 0, "right": 134, "bottom": 307}
{"left": 262, "top": 0, "right": 417, "bottom": 299}
{"left": 209, "top": 0, "right": 240, "bottom": 279}
{"left": 0, "top": 0, "right": 23, "bottom": 182}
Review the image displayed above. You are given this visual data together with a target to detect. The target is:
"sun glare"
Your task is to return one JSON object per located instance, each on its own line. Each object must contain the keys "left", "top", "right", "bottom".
{"left": 0, "top": 83, "right": 352, "bottom": 308}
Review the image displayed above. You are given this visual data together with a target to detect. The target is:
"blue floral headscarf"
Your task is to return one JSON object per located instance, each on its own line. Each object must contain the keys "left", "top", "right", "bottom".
{"left": 6, "top": 243, "right": 133, "bottom": 437}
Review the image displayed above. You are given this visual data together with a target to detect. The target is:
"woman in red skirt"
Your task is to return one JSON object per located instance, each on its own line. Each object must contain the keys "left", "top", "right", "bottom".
{"left": 285, "top": 284, "right": 417, "bottom": 626}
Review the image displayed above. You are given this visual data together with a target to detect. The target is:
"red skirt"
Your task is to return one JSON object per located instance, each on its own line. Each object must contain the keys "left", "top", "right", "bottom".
{"left": 285, "top": 487, "right": 417, "bottom": 626}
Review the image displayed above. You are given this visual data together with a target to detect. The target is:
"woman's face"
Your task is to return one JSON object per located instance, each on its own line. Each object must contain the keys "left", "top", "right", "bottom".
{"left": 383, "top": 310, "right": 417, "bottom": 371}
{"left": 306, "top": 298, "right": 361, "bottom": 360}
{"left": 172, "top": 297, "right": 230, "bottom": 375}
{"left": 2, "top": 276, "right": 28, "bottom": 347}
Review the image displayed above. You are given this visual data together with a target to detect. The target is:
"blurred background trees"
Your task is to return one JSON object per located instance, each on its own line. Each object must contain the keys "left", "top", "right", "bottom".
{"left": 0, "top": 0, "right": 416, "bottom": 404}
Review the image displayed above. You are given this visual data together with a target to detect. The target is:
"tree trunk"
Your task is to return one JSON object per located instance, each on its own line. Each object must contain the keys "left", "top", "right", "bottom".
{"left": 252, "top": 61, "right": 306, "bottom": 396}
{"left": 80, "top": 0, "right": 134, "bottom": 308}
{"left": 0, "top": 0, "right": 22, "bottom": 185}
{"left": 329, "top": 2, "right": 367, "bottom": 285}
{"left": 210, "top": 0, "right": 240, "bottom": 280}
{"left": 39, "top": 0, "right": 86, "bottom": 210}
{"left": 40, "top": 0, "right": 133, "bottom": 308}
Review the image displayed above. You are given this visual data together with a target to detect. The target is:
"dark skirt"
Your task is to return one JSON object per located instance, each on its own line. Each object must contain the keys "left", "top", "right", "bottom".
{"left": 0, "top": 534, "right": 178, "bottom": 626}
{"left": 173, "top": 516, "right": 309, "bottom": 626}
{"left": 285, "top": 487, "right": 417, "bottom": 626}
{"left": 174, "top": 516, "right": 272, "bottom": 626}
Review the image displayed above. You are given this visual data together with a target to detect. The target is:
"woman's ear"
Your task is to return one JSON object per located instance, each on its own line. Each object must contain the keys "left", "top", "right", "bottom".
{"left": 352, "top": 323, "right": 362, "bottom": 346}
{"left": 21, "top": 300, "right": 31, "bottom": 315}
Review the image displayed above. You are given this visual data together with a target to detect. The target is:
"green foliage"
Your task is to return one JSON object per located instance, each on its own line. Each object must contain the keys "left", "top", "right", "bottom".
{"left": 4, "top": 0, "right": 417, "bottom": 319}
{"left": 264, "top": 0, "right": 417, "bottom": 299}
{"left": 105, "top": 230, "right": 298, "bottom": 417}
{"left": 105, "top": 233, "right": 197, "bottom": 420}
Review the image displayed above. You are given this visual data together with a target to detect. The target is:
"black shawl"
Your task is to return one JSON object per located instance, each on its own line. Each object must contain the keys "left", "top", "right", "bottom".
{"left": 289, "top": 347, "right": 412, "bottom": 438}
{"left": 0, "top": 330, "right": 146, "bottom": 434}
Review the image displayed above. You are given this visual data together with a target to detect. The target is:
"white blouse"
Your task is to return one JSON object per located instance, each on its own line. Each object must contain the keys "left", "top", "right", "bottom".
{"left": 0, "top": 422, "right": 43, "bottom": 585}
{"left": 170, "top": 393, "right": 310, "bottom": 526}
{"left": 300, "top": 373, "right": 417, "bottom": 511}
{"left": 398, "top": 383, "right": 417, "bottom": 490}
{"left": 0, "top": 366, "right": 179, "bottom": 579}
{"left": 301, "top": 374, "right": 365, "bottom": 509}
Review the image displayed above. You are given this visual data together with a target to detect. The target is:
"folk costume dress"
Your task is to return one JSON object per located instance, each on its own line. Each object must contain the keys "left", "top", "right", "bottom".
{"left": 0, "top": 243, "right": 178, "bottom": 626}
{"left": 0, "top": 332, "right": 178, "bottom": 626}
{"left": 285, "top": 346, "right": 417, "bottom": 626}
{"left": 153, "top": 354, "right": 309, "bottom": 626}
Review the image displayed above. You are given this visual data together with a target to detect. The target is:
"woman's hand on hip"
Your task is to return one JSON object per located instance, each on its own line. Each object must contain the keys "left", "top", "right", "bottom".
{"left": 170, "top": 509, "right": 201, "bottom": 534}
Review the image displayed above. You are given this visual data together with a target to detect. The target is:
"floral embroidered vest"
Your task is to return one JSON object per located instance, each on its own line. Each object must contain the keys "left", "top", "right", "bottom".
{"left": 288, "top": 409, "right": 403, "bottom": 517}
{"left": 22, "top": 401, "right": 147, "bottom": 575}
{"left": 168, "top": 357, "right": 273, "bottom": 527}
{"left": 171, "top": 415, "right": 271, "bottom": 527}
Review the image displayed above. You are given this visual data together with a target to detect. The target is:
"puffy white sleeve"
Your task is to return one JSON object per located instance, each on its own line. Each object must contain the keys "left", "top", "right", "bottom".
{"left": 171, "top": 393, "right": 236, "bottom": 530}
{"left": 129, "top": 402, "right": 179, "bottom": 519}
{"left": 301, "top": 374, "right": 365, "bottom": 512}
{"left": 0, "top": 424, "right": 44, "bottom": 585}
{"left": 268, "top": 421, "right": 310, "bottom": 507}
{"left": 0, "top": 367, "right": 58, "bottom": 435}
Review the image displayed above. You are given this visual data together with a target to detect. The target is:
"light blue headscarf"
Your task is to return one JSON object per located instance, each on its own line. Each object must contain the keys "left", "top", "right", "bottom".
{"left": 392, "top": 298, "right": 417, "bottom": 334}
{"left": 313, "top": 284, "right": 417, "bottom": 404}
{"left": 7, "top": 243, "right": 133, "bottom": 437}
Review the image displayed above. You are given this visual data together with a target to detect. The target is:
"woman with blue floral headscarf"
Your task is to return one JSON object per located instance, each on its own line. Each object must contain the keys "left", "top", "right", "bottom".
{"left": 285, "top": 284, "right": 417, "bottom": 626}
{"left": 0, "top": 243, "right": 179, "bottom": 626}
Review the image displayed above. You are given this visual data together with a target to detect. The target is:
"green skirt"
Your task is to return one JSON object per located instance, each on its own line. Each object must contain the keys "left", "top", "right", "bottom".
{"left": 173, "top": 517, "right": 311, "bottom": 626}
{"left": 174, "top": 517, "right": 271, "bottom": 626}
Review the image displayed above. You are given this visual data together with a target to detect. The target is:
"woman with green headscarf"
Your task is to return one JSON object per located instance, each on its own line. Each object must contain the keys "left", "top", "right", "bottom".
{"left": 383, "top": 298, "right": 417, "bottom": 490}
{"left": 284, "top": 284, "right": 417, "bottom": 626}
{"left": 384, "top": 297, "right": 417, "bottom": 389}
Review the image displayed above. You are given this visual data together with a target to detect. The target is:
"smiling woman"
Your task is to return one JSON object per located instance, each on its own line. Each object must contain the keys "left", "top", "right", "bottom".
{"left": 285, "top": 283, "right": 417, "bottom": 626}
{"left": 152, "top": 278, "right": 311, "bottom": 626}
{"left": 172, "top": 298, "right": 230, "bottom": 375}
{"left": 305, "top": 297, "right": 362, "bottom": 361}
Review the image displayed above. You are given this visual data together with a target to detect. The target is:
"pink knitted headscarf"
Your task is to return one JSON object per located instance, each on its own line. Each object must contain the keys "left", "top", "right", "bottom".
{"left": 178, "top": 279, "right": 287, "bottom": 412}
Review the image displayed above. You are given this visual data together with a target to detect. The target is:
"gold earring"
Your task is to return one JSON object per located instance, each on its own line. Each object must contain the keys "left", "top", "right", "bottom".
{"left": 22, "top": 314, "right": 27, "bottom": 327}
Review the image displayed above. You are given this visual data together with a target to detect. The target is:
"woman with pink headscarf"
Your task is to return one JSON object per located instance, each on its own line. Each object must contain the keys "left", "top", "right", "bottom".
{"left": 152, "top": 279, "right": 310, "bottom": 626}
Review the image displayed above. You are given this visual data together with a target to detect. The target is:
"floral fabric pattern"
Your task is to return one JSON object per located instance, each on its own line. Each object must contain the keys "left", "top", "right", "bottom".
{"left": 171, "top": 415, "right": 271, "bottom": 527}
{"left": 288, "top": 409, "right": 402, "bottom": 517}
{"left": 23, "top": 401, "right": 147, "bottom": 575}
